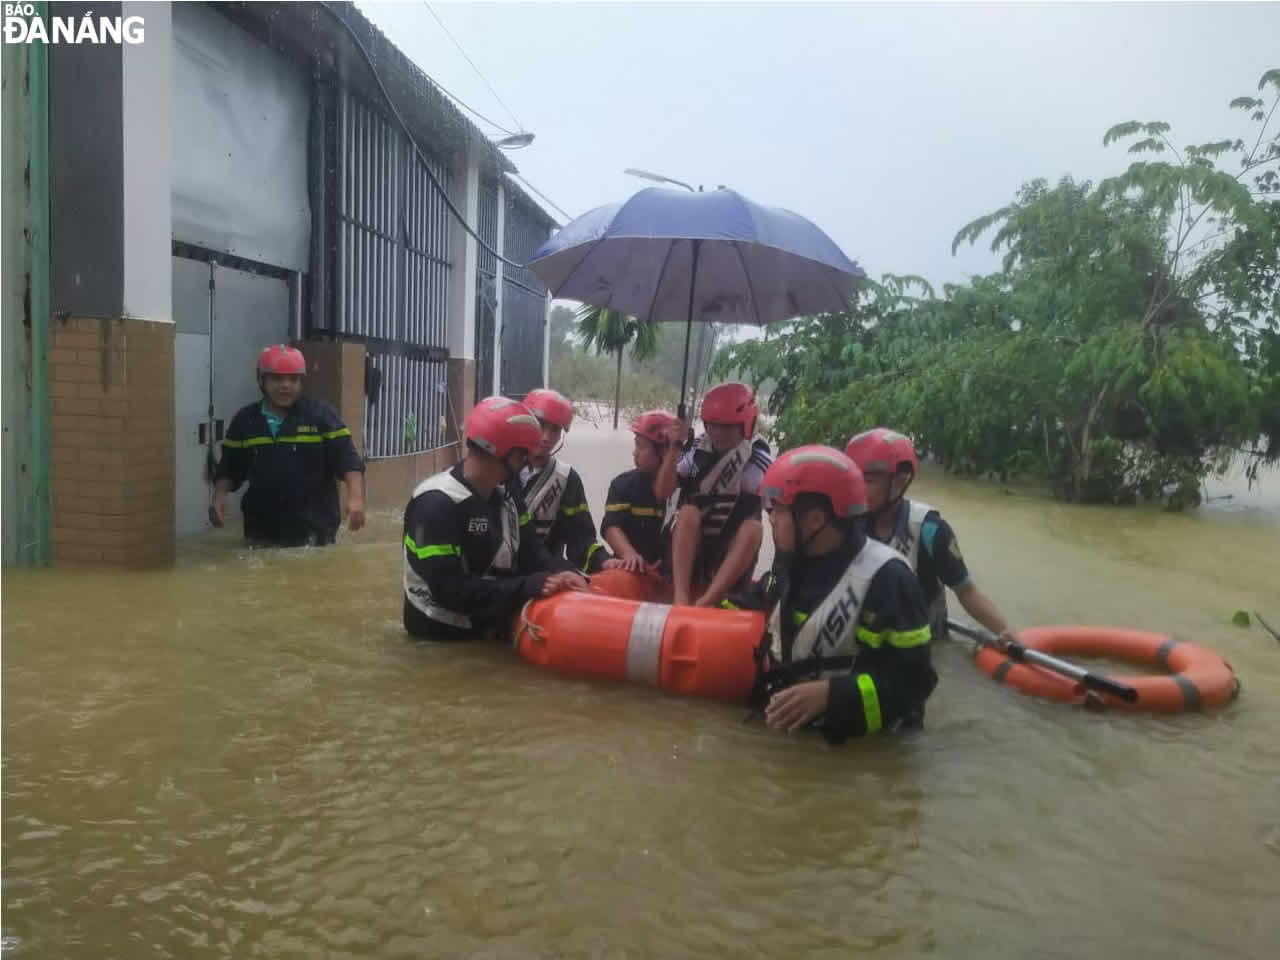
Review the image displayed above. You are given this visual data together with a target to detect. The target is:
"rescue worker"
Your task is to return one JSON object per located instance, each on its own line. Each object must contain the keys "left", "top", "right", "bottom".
{"left": 402, "top": 395, "right": 587, "bottom": 641}
{"left": 517, "top": 388, "right": 610, "bottom": 574}
{"left": 656, "top": 382, "right": 773, "bottom": 608}
{"left": 211, "top": 344, "right": 365, "bottom": 547}
{"left": 845, "top": 428, "right": 1016, "bottom": 646}
{"left": 601, "top": 410, "right": 681, "bottom": 574}
{"left": 745, "top": 445, "right": 937, "bottom": 742}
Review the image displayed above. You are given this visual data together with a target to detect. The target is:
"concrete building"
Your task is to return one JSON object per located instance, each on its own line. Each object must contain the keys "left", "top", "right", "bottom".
{"left": 1, "top": 1, "right": 557, "bottom": 567}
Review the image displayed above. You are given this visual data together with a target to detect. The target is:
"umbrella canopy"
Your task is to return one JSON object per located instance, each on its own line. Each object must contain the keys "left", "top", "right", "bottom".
{"left": 527, "top": 187, "right": 864, "bottom": 326}
{"left": 526, "top": 187, "right": 864, "bottom": 416}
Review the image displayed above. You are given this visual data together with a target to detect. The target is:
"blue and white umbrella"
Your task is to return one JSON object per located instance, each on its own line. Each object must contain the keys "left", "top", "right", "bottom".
{"left": 527, "top": 186, "right": 865, "bottom": 417}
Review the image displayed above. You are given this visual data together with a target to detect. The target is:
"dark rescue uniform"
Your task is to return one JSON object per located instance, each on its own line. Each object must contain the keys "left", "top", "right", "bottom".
{"left": 402, "top": 462, "right": 576, "bottom": 641}
{"left": 516, "top": 461, "right": 609, "bottom": 573}
{"left": 737, "top": 530, "right": 938, "bottom": 743}
{"left": 601, "top": 468, "right": 667, "bottom": 566}
{"left": 863, "top": 500, "right": 972, "bottom": 641}
{"left": 216, "top": 396, "right": 364, "bottom": 547}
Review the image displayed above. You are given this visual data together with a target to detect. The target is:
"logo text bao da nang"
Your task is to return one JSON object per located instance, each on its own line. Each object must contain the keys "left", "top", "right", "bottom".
{"left": 3, "top": 5, "right": 145, "bottom": 45}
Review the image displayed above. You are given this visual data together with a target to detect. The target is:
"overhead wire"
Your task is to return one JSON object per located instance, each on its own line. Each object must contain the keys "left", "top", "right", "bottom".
{"left": 422, "top": 2, "right": 526, "bottom": 135}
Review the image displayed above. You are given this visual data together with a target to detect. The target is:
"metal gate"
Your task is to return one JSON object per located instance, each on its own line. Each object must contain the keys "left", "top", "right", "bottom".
{"left": 500, "top": 195, "right": 550, "bottom": 398}
{"left": 333, "top": 89, "right": 452, "bottom": 455}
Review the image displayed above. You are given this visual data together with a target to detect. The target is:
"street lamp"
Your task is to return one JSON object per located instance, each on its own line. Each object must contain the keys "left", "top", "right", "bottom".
{"left": 623, "top": 167, "right": 698, "bottom": 193}
{"left": 495, "top": 131, "right": 535, "bottom": 149}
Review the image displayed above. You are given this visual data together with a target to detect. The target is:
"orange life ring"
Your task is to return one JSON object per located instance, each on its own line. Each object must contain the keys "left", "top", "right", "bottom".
{"left": 974, "top": 626, "right": 1239, "bottom": 713}
{"left": 513, "top": 591, "right": 762, "bottom": 702}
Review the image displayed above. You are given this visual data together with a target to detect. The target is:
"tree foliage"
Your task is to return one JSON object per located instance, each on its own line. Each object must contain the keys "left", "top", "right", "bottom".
{"left": 573, "top": 306, "right": 660, "bottom": 428}
{"left": 715, "top": 69, "right": 1279, "bottom": 507}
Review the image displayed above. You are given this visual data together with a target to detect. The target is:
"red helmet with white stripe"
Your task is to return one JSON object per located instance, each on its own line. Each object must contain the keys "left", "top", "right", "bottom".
{"left": 465, "top": 396, "right": 542, "bottom": 459}
{"left": 523, "top": 388, "right": 574, "bottom": 431}
{"left": 257, "top": 344, "right": 306, "bottom": 376}
{"left": 760, "top": 445, "right": 866, "bottom": 519}
{"left": 701, "top": 382, "right": 758, "bottom": 435}
{"left": 630, "top": 410, "right": 678, "bottom": 447}
{"left": 845, "top": 428, "right": 919, "bottom": 478}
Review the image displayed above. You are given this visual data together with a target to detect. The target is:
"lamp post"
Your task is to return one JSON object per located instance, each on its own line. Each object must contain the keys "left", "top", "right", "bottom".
{"left": 623, "top": 167, "right": 716, "bottom": 419}
{"left": 495, "top": 131, "right": 535, "bottom": 149}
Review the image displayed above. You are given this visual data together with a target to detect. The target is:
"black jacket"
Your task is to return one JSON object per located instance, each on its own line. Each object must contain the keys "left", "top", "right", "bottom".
{"left": 216, "top": 396, "right": 364, "bottom": 546}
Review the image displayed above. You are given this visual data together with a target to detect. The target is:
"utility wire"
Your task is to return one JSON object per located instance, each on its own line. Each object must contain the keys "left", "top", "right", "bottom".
{"left": 422, "top": 2, "right": 526, "bottom": 135}
{"left": 507, "top": 172, "right": 573, "bottom": 225}
{"left": 321, "top": 1, "right": 532, "bottom": 270}
{"left": 425, "top": 73, "right": 519, "bottom": 138}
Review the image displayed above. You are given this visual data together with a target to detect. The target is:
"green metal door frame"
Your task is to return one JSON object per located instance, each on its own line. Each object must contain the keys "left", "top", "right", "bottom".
{"left": 2, "top": 3, "right": 53, "bottom": 567}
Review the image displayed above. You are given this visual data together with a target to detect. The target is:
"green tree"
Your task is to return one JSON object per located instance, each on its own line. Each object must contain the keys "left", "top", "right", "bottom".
{"left": 574, "top": 306, "right": 660, "bottom": 428}
{"left": 714, "top": 68, "right": 1278, "bottom": 508}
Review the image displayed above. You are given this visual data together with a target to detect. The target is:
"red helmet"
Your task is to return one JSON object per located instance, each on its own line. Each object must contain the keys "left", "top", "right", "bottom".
{"left": 465, "top": 396, "right": 542, "bottom": 459}
{"left": 760, "top": 445, "right": 866, "bottom": 519}
{"left": 257, "top": 344, "right": 306, "bottom": 376}
{"left": 630, "top": 410, "right": 678, "bottom": 447}
{"left": 523, "top": 388, "right": 573, "bottom": 431}
{"left": 844, "top": 428, "right": 919, "bottom": 477}
{"left": 701, "top": 381, "right": 758, "bottom": 434}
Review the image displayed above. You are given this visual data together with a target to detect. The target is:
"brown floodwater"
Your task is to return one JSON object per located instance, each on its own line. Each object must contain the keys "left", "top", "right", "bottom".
{"left": 4, "top": 427, "right": 1278, "bottom": 958}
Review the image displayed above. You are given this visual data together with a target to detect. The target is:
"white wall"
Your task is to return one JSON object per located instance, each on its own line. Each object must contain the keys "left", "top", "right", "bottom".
{"left": 446, "top": 143, "right": 481, "bottom": 362}
{"left": 121, "top": 0, "right": 172, "bottom": 321}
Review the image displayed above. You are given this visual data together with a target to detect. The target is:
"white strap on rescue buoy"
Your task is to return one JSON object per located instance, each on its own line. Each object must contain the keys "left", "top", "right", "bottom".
{"left": 625, "top": 602, "right": 671, "bottom": 685}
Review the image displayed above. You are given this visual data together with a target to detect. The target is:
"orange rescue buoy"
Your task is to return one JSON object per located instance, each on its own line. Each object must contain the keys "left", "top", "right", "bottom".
{"left": 513, "top": 591, "right": 763, "bottom": 702}
{"left": 974, "top": 626, "right": 1239, "bottom": 713}
{"left": 587, "top": 568, "right": 663, "bottom": 603}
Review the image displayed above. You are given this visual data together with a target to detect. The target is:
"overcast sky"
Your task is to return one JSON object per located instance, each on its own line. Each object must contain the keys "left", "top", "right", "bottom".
{"left": 359, "top": 1, "right": 1279, "bottom": 293}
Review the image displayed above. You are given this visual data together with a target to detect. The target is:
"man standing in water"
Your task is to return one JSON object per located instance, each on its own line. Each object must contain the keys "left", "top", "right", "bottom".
{"left": 402, "top": 396, "right": 588, "bottom": 641}
{"left": 739, "top": 445, "right": 937, "bottom": 742}
{"left": 517, "top": 388, "right": 611, "bottom": 574}
{"left": 845, "top": 428, "right": 1016, "bottom": 646}
{"left": 212, "top": 344, "right": 365, "bottom": 547}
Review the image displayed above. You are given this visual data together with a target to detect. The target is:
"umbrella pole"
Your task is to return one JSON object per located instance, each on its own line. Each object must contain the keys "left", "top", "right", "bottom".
{"left": 678, "top": 240, "right": 700, "bottom": 422}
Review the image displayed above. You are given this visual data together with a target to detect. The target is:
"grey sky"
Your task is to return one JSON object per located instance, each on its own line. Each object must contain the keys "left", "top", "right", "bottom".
{"left": 360, "top": 1, "right": 1279, "bottom": 293}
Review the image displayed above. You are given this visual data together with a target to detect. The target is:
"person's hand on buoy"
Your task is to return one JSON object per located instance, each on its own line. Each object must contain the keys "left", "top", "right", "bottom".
{"left": 604, "top": 550, "right": 646, "bottom": 574}
{"left": 995, "top": 628, "right": 1018, "bottom": 650}
{"left": 541, "top": 571, "right": 589, "bottom": 596}
{"left": 765, "top": 680, "right": 830, "bottom": 732}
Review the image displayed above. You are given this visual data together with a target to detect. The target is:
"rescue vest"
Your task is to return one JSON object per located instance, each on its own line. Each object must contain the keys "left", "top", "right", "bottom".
{"left": 886, "top": 498, "right": 948, "bottom": 639}
{"left": 522, "top": 458, "right": 572, "bottom": 539}
{"left": 767, "top": 538, "right": 900, "bottom": 679}
{"left": 402, "top": 471, "right": 521, "bottom": 630}
{"left": 691, "top": 435, "right": 756, "bottom": 540}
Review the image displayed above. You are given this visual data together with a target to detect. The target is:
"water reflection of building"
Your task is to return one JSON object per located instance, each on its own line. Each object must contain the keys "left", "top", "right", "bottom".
{"left": 2, "top": 1, "right": 557, "bottom": 567}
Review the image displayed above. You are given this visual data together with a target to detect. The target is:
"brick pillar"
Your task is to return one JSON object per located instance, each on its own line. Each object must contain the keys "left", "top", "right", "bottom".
{"left": 49, "top": 316, "right": 175, "bottom": 566}
{"left": 446, "top": 356, "right": 475, "bottom": 445}
{"left": 297, "top": 338, "right": 365, "bottom": 455}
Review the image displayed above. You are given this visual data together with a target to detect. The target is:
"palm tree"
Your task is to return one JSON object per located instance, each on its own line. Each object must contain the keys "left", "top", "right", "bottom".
{"left": 574, "top": 306, "right": 659, "bottom": 429}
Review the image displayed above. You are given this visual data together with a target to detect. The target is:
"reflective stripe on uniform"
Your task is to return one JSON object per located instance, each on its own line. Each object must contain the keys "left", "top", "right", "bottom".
{"left": 856, "top": 624, "right": 931, "bottom": 649}
{"left": 857, "top": 673, "right": 883, "bottom": 734}
{"left": 561, "top": 503, "right": 590, "bottom": 517}
{"left": 324, "top": 427, "right": 351, "bottom": 440}
{"left": 519, "top": 512, "right": 531, "bottom": 526}
{"left": 223, "top": 434, "right": 321, "bottom": 447}
{"left": 583, "top": 542, "right": 603, "bottom": 572}
{"left": 404, "top": 535, "right": 461, "bottom": 559}
{"left": 605, "top": 502, "right": 630, "bottom": 512}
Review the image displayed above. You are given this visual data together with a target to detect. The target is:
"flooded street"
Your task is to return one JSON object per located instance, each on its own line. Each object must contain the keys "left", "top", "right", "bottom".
{"left": 4, "top": 425, "right": 1279, "bottom": 958}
